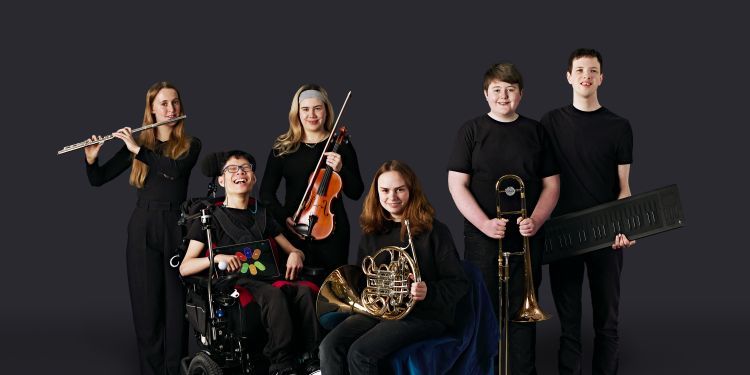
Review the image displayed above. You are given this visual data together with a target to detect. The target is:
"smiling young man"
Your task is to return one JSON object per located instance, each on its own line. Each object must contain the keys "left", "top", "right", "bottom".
{"left": 447, "top": 62, "right": 560, "bottom": 375}
{"left": 180, "top": 150, "right": 321, "bottom": 375}
{"left": 541, "top": 48, "right": 635, "bottom": 375}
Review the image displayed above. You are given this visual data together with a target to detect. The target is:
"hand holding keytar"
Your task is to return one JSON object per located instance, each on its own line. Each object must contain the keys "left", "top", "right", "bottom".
{"left": 542, "top": 184, "right": 684, "bottom": 264}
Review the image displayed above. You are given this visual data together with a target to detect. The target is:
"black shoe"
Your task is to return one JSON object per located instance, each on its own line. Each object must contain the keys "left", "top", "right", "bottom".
{"left": 269, "top": 365, "right": 299, "bottom": 375}
{"left": 300, "top": 358, "right": 320, "bottom": 375}
{"left": 298, "top": 350, "right": 320, "bottom": 375}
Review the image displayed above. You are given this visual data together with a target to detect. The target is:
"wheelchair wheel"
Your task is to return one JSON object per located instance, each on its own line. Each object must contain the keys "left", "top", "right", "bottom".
{"left": 187, "top": 352, "right": 223, "bottom": 375}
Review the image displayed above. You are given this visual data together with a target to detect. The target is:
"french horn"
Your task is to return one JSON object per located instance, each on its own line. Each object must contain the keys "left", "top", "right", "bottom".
{"left": 316, "top": 219, "right": 420, "bottom": 328}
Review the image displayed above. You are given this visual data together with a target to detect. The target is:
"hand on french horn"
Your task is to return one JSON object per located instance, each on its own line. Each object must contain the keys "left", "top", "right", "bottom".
{"left": 517, "top": 216, "right": 538, "bottom": 237}
{"left": 84, "top": 135, "right": 104, "bottom": 164}
{"left": 409, "top": 273, "right": 427, "bottom": 301}
{"left": 480, "top": 218, "right": 508, "bottom": 239}
{"left": 111, "top": 127, "right": 141, "bottom": 155}
{"left": 612, "top": 233, "right": 636, "bottom": 250}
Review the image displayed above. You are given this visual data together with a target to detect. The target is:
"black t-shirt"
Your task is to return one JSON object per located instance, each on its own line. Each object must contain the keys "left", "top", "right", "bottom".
{"left": 357, "top": 219, "right": 469, "bottom": 326}
{"left": 86, "top": 137, "right": 202, "bottom": 203}
{"left": 186, "top": 204, "right": 282, "bottom": 247}
{"left": 447, "top": 114, "right": 558, "bottom": 234}
{"left": 540, "top": 105, "right": 633, "bottom": 216}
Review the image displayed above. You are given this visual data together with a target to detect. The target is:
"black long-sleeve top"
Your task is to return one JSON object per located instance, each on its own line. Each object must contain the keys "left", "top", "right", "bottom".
{"left": 357, "top": 219, "right": 469, "bottom": 326}
{"left": 259, "top": 140, "right": 364, "bottom": 227}
{"left": 86, "top": 138, "right": 202, "bottom": 203}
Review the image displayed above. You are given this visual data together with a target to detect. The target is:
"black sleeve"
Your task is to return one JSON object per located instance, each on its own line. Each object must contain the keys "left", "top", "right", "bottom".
{"left": 539, "top": 110, "right": 555, "bottom": 129}
{"left": 259, "top": 149, "right": 289, "bottom": 227}
{"left": 420, "top": 222, "right": 469, "bottom": 312}
{"left": 538, "top": 122, "right": 560, "bottom": 178}
{"left": 446, "top": 122, "right": 474, "bottom": 174}
{"left": 85, "top": 145, "right": 133, "bottom": 186}
{"left": 134, "top": 137, "right": 202, "bottom": 180}
{"left": 263, "top": 206, "right": 283, "bottom": 238}
{"left": 186, "top": 215, "right": 208, "bottom": 246}
{"left": 338, "top": 140, "right": 365, "bottom": 200}
{"left": 617, "top": 121, "right": 634, "bottom": 165}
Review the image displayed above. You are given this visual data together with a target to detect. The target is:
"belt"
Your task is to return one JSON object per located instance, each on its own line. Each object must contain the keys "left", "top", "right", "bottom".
{"left": 136, "top": 199, "right": 181, "bottom": 211}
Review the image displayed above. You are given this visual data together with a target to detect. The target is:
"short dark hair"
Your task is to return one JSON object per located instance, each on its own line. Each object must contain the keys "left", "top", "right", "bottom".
{"left": 221, "top": 150, "right": 256, "bottom": 172}
{"left": 567, "top": 48, "right": 604, "bottom": 73}
{"left": 483, "top": 62, "right": 524, "bottom": 91}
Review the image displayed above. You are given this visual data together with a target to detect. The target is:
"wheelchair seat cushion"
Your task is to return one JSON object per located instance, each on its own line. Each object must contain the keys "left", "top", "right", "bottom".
{"left": 271, "top": 280, "right": 320, "bottom": 295}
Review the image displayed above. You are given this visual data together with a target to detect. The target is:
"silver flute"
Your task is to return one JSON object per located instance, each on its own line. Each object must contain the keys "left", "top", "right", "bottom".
{"left": 57, "top": 115, "right": 187, "bottom": 155}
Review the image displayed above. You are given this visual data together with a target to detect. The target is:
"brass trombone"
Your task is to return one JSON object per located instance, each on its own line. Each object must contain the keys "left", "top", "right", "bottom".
{"left": 495, "top": 175, "right": 550, "bottom": 375}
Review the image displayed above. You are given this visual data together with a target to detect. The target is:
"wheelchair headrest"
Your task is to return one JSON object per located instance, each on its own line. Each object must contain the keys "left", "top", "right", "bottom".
{"left": 201, "top": 152, "right": 226, "bottom": 178}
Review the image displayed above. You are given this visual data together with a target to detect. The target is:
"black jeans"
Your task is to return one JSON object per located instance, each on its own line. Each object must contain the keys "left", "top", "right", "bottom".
{"left": 319, "top": 314, "right": 445, "bottom": 375}
{"left": 549, "top": 248, "right": 624, "bottom": 375}
{"left": 464, "top": 232, "right": 543, "bottom": 375}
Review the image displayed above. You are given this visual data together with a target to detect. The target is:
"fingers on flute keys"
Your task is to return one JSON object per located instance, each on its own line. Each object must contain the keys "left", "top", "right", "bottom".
{"left": 84, "top": 135, "right": 104, "bottom": 162}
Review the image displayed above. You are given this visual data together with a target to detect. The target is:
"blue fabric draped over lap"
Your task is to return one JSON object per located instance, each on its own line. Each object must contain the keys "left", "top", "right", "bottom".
{"left": 388, "top": 261, "right": 499, "bottom": 374}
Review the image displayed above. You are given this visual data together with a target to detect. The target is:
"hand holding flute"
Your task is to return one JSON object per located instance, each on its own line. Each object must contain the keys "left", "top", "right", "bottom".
{"left": 58, "top": 114, "right": 186, "bottom": 156}
{"left": 84, "top": 135, "right": 105, "bottom": 164}
{"left": 84, "top": 126, "right": 141, "bottom": 164}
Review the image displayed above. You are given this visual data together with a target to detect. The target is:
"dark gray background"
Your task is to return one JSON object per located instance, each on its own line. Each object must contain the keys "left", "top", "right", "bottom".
{"left": 3, "top": 1, "right": 748, "bottom": 373}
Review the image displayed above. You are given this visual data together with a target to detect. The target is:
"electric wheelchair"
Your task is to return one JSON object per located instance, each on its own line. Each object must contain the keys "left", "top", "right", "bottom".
{"left": 176, "top": 195, "right": 323, "bottom": 375}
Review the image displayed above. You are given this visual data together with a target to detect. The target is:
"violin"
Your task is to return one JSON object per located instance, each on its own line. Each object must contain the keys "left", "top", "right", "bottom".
{"left": 293, "top": 127, "right": 349, "bottom": 240}
{"left": 291, "top": 91, "right": 352, "bottom": 240}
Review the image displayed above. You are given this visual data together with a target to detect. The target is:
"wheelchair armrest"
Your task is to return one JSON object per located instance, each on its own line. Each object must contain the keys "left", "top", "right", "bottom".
{"left": 182, "top": 273, "right": 241, "bottom": 294}
{"left": 214, "top": 273, "right": 241, "bottom": 294}
{"left": 182, "top": 275, "right": 209, "bottom": 288}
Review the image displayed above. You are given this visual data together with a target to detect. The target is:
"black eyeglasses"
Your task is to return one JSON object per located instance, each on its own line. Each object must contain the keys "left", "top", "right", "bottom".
{"left": 222, "top": 164, "right": 254, "bottom": 174}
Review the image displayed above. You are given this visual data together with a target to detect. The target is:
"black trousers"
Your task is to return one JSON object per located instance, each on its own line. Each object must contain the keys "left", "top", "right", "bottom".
{"left": 126, "top": 204, "right": 188, "bottom": 375}
{"left": 240, "top": 280, "right": 323, "bottom": 369}
{"left": 319, "top": 314, "right": 445, "bottom": 375}
{"left": 549, "top": 248, "right": 624, "bottom": 375}
{"left": 464, "top": 232, "right": 543, "bottom": 375}
{"left": 279, "top": 283, "right": 323, "bottom": 355}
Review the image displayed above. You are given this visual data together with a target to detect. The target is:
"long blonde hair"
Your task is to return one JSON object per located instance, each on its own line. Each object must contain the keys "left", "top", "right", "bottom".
{"left": 272, "top": 83, "right": 335, "bottom": 156}
{"left": 129, "top": 81, "right": 192, "bottom": 188}
{"left": 360, "top": 160, "right": 435, "bottom": 239}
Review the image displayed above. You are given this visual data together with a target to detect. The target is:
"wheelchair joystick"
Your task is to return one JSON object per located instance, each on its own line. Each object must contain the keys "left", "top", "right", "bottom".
{"left": 218, "top": 261, "right": 228, "bottom": 271}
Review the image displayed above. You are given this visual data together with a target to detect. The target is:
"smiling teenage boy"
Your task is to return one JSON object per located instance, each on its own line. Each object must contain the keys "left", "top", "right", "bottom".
{"left": 448, "top": 62, "right": 560, "bottom": 375}
{"left": 541, "top": 48, "right": 635, "bottom": 375}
